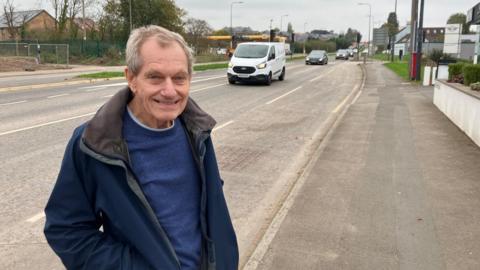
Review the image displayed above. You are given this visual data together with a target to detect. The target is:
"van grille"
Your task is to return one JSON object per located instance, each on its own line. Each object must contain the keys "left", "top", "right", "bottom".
{"left": 233, "top": 66, "right": 255, "bottom": 74}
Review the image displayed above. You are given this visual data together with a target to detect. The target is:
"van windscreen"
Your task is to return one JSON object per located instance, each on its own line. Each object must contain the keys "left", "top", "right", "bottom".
{"left": 234, "top": 44, "right": 269, "bottom": 58}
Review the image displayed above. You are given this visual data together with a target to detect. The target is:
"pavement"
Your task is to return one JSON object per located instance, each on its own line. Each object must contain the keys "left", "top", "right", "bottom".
{"left": 248, "top": 62, "right": 480, "bottom": 270}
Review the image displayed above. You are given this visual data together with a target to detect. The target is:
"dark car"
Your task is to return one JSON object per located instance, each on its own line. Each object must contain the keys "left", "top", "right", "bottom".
{"left": 305, "top": 50, "right": 328, "bottom": 65}
{"left": 335, "top": 49, "right": 349, "bottom": 60}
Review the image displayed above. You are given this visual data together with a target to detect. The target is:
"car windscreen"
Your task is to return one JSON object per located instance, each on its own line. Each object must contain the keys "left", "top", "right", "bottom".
{"left": 337, "top": 50, "right": 347, "bottom": 54}
{"left": 309, "top": 51, "right": 325, "bottom": 57}
{"left": 234, "top": 44, "right": 269, "bottom": 58}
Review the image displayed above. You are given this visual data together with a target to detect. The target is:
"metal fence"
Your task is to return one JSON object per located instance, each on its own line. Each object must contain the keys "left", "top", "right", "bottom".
{"left": 0, "top": 42, "right": 69, "bottom": 67}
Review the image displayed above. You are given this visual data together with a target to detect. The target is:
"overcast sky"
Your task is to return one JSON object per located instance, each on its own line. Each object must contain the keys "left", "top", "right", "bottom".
{"left": 6, "top": 0, "right": 479, "bottom": 41}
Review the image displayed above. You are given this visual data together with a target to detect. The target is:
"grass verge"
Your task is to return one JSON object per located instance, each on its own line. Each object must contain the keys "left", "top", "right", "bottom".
{"left": 77, "top": 71, "right": 124, "bottom": 79}
{"left": 383, "top": 60, "right": 423, "bottom": 82}
{"left": 193, "top": 63, "right": 228, "bottom": 71}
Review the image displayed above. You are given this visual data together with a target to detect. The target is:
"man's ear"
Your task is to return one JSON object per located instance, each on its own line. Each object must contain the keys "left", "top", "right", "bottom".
{"left": 125, "top": 68, "right": 136, "bottom": 92}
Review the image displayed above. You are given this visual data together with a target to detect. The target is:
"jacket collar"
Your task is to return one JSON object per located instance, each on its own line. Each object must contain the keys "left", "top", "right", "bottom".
{"left": 82, "top": 87, "right": 216, "bottom": 160}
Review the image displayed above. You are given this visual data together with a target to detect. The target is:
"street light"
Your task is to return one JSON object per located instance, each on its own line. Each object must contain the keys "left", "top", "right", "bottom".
{"left": 269, "top": 18, "right": 274, "bottom": 42}
{"left": 358, "top": 2, "right": 372, "bottom": 58}
{"left": 303, "top": 22, "right": 308, "bottom": 55}
{"left": 280, "top": 14, "right": 288, "bottom": 33}
{"left": 230, "top": 1, "right": 244, "bottom": 47}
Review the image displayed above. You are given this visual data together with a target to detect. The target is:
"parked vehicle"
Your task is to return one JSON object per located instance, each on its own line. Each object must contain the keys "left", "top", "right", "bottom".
{"left": 227, "top": 42, "right": 286, "bottom": 85}
{"left": 336, "top": 49, "right": 349, "bottom": 60}
{"left": 305, "top": 50, "right": 328, "bottom": 65}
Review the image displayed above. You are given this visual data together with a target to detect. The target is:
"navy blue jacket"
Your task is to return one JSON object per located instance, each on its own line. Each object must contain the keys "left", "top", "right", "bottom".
{"left": 44, "top": 88, "right": 239, "bottom": 269}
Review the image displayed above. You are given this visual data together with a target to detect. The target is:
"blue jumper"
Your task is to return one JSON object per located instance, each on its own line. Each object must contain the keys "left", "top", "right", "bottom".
{"left": 123, "top": 108, "right": 201, "bottom": 270}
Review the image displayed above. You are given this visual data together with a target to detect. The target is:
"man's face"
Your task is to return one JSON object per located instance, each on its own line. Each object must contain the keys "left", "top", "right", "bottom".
{"left": 126, "top": 38, "right": 190, "bottom": 129}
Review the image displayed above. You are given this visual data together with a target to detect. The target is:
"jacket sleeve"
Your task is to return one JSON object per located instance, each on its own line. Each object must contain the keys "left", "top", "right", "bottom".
{"left": 44, "top": 133, "right": 152, "bottom": 270}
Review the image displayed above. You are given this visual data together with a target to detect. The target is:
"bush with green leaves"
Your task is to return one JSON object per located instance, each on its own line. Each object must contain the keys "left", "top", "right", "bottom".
{"left": 462, "top": 64, "right": 480, "bottom": 86}
{"left": 471, "top": 82, "right": 480, "bottom": 91}
{"left": 448, "top": 62, "right": 465, "bottom": 80}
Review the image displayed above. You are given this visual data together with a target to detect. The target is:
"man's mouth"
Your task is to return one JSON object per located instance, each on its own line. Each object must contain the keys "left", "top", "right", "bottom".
{"left": 152, "top": 98, "right": 178, "bottom": 105}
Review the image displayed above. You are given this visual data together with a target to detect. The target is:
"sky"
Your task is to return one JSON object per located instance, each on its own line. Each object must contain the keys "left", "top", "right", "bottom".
{"left": 5, "top": 0, "right": 479, "bottom": 41}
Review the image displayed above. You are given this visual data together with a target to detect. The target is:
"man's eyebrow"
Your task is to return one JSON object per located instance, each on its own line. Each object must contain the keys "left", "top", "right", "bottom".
{"left": 144, "top": 70, "right": 163, "bottom": 77}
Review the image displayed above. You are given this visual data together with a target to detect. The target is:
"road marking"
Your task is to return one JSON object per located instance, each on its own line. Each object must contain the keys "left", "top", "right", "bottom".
{"left": 26, "top": 212, "right": 45, "bottom": 223}
{"left": 351, "top": 89, "right": 363, "bottom": 104}
{"left": 309, "top": 68, "right": 336, "bottom": 82}
{"left": 266, "top": 86, "right": 303, "bottom": 105}
{"left": 333, "top": 83, "right": 359, "bottom": 113}
{"left": 213, "top": 120, "right": 234, "bottom": 132}
{"left": 191, "top": 83, "right": 227, "bottom": 93}
{"left": 0, "top": 112, "right": 95, "bottom": 136}
{"left": 80, "top": 82, "right": 127, "bottom": 91}
{"left": 0, "top": 100, "right": 27, "bottom": 106}
{"left": 103, "top": 94, "right": 114, "bottom": 98}
{"left": 46, "top": 93, "right": 69, "bottom": 99}
{"left": 191, "top": 75, "right": 225, "bottom": 83}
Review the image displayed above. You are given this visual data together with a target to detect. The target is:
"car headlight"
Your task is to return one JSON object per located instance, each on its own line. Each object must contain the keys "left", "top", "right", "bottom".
{"left": 306, "top": 57, "right": 310, "bottom": 61}
{"left": 256, "top": 62, "right": 267, "bottom": 69}
{"left": 228, "top": 62, "right": 233, "bottom": 68}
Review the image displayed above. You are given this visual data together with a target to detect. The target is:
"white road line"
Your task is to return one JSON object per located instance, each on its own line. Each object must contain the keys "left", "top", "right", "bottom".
{"left": 266, "top": 86, "right": 303, "bottom": 105}
{"left": 0, "top": 112, "right": 95, "bottom": 136}
{"left": 333, "top": 83, "right": 359, "bottom": 113}
{"left": 191, "top": 75, "right": 225, "bottom": 83}
{"left": 26, "top": 212, "right": 45, "bottom": 223}
{"left": 86, "top": 87, "right": 107, "bottom": 92}
{"left": 212, "top": 120, "right": 234, "bottom": 132}
{"left": 47, "top": 93, "right": 69, "bottom": 99}
{"left": 309, "top": 68, "right": 336, "bottom": 82}
{"left": 80, "top": 82, "right": 127, "bottom": 91}
{"left": 351, "top": 90, "right": 363, "bottom": 105}
{"left": 191, "top": 83, "right": 226, "bottom": 93}
{"left": 103, "top": 94, "right": 114, "bottom": 98}
{"left": 0, "top": 100, "right": 27, "bottom": 106}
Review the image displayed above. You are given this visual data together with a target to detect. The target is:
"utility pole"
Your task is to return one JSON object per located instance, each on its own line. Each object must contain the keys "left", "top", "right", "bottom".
{"left": 129, "top": 0, "right": 133, "bottom": 32}
{"left": 415, "top": 0, "right": 425, "bottom": 81}
{"left": 269, "top": 19, "right": 273, "bottom": 42}
{"left": 230, "top": 1, "right": 243, "bottom": 48}
{"left": 303, "top": 22, "right": 307, "bottom": 55}
{"left": 82, "top": 0, "right": 86, "bottom": 41}
{"left": 409, "top": 0, "right": 418, "bottom": 79}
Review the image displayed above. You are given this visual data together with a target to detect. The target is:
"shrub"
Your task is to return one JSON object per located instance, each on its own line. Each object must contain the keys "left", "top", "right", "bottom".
{"left": 448, "top": 62, "right": 465, "bottom": 80}
{"left": 463, "top": 64, "right": 480, "bottom": 86}
{"left": 471, "top": 82, "right": 480, "bottom": 91}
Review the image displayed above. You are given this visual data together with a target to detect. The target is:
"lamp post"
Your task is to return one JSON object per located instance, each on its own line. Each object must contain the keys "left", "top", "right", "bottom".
{"left": 129, "top": 0, "right": 132, "bottom": 32}
{"left": 230, "top": 1, "right": 243, "bottom": 48}
{"left": 280, "top": 14, "right": 288, "bottom": 34}
{"left": 303, "top": 22, "right": 307, "bottom": 55}
{"left": 390, "top": 0, "right": 398, "bottom": 61}
{"left": 269, "top": 19, "right": 273, "bottom": 42}
{"left": 358, "top": 2, "right": 372, "bottom": 58}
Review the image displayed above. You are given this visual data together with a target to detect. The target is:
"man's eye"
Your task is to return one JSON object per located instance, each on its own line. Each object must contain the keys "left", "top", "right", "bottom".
{"left": 174, "top": 76, "right": 187, "bottom": 83}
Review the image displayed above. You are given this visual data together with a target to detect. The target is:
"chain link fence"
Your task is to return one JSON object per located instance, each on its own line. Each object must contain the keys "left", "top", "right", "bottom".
{"left": 0, "top": 42, "right": 69, "bottom": 67}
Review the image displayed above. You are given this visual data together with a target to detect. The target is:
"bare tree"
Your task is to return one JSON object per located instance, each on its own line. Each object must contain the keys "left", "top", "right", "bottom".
{"left": 184, "top": 17, "right": 212, "bottom": 55}
{"left": 3, "top": 0, "right": 17, "bottom": 39}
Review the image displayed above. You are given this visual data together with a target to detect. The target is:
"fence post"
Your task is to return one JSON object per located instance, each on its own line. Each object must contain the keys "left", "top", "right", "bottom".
{"left": 56, "top": 45, "right": 59, "bottom": 64}
{"left": 67, "top": 44, "right": 70, "bottom": 68}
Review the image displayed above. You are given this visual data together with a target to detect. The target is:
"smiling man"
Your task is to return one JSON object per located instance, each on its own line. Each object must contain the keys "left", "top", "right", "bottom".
{"left": 44, "top": 25, "right": 239, "bottom": 270}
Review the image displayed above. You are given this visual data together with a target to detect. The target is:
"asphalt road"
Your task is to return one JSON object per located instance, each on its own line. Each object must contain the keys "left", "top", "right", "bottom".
{"left": 0, "top": 59, "right": 362, "bottom": 269}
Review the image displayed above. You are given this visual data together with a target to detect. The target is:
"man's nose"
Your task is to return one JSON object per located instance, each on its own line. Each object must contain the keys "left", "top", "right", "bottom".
{"left": 161, "top": 77, "right": 176, "bottom": 97}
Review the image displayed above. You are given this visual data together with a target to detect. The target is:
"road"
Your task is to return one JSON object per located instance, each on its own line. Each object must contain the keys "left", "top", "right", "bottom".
{"left": 0, "top": 59, "right": 362, "bottom": 269}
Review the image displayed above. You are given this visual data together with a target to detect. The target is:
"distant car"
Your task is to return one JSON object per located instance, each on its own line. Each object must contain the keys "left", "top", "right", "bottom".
{"left": 305, "top": 50, "right": 328, "bottom": 65}
{"left": 336, "top": 49, "right": 349, "bottom": 60}
{"left": 347, "top": 48, "right": 354, "bottom": 57}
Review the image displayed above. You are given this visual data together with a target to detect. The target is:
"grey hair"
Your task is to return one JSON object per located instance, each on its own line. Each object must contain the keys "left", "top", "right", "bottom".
{"left": 125, "top": 25, "right": 194, "bottom": 76}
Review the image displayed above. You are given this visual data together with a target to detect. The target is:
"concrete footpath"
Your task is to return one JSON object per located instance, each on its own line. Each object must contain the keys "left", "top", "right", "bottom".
{"left": 251, "top": 62, "right": 480, "bottom": 270}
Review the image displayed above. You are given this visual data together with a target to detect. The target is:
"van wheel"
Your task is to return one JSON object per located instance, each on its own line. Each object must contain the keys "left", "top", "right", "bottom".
{"left": 228, "top": 78, "right": 236, "bottom": 84}
{"left": 279, "top": 67, "right": 285, "bottom": 81}
{"left": 265, "top": 73, "right": 272, "bottom": 85}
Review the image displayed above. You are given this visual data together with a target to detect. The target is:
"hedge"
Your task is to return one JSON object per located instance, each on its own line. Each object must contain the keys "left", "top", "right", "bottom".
{"left": 463, "top": 64, "right": 480, "bottom": 86}
{"left": 448, "top": 63, "right": 465, "bottom": 80}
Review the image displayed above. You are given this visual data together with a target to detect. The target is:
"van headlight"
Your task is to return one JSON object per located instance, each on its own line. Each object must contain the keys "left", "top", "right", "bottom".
{"left": 306, "top": 57, "right": 310, "bottom": 61}
{"left": 228, "top": 62, "right": 233, "bottom": 68}
{"left": 256, "top": 62, "right": 267, "bottom": 69}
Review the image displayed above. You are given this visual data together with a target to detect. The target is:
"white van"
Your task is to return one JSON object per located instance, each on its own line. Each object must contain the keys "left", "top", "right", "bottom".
{"left": 227, "top": 42, "right": 286, "bottom": 85}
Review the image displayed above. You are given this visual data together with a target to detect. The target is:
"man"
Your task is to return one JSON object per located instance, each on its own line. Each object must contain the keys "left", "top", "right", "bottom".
{"left": 44, "top": 25, "right": 239, "bottom": 270}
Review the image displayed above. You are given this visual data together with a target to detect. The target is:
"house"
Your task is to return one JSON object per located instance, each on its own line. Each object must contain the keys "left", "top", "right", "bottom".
{"left": 0, "top": 9, "right": 56, "bottom": 41}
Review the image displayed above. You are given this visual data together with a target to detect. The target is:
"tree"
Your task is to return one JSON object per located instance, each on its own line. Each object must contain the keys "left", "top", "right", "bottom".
{"left": 447, "top": 13, "right": 470, "bottom": 34}
{"left": 211, "top": 28, "right": 229, "bottom": 36}
{"left": 2, "top": 0, "right": 17, "bottom": 39}
{"left": 386, "top": 12, "right": 398, "bottom": 60}
{"left": 287, "top": 22, "right": 293, "bottom": 34}
{"left": 184, "top": 17, "right": 212, "bottom": 55}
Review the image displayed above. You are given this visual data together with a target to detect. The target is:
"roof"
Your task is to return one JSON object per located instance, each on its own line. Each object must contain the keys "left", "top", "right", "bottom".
{"left": 0, "top": 10, "right": 48, "bottom": 28}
